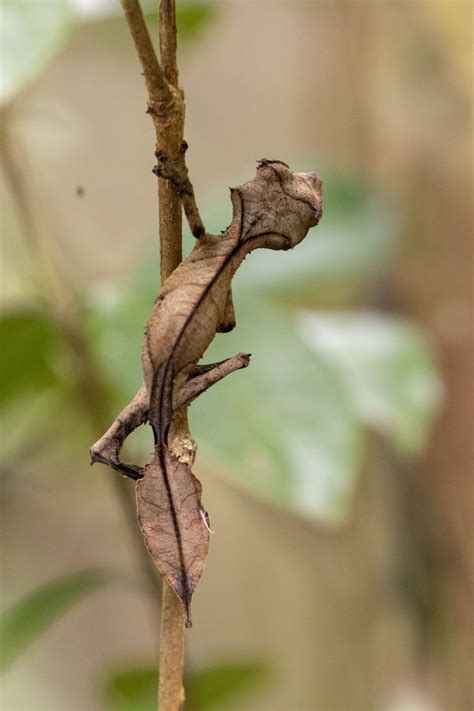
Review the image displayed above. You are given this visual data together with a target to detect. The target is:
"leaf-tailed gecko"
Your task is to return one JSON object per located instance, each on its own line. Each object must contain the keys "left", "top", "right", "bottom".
{"left": 91, "top": 158, "right": 323, "bottom": 626}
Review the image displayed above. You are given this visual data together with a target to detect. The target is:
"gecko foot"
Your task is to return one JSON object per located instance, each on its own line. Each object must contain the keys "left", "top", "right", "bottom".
{"left": 90, "top": 447, "right": 144, "bottom": 481}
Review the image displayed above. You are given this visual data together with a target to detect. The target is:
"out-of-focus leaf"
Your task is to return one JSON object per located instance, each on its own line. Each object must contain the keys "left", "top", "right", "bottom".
{"left": 299, "top": 311, "right": 443, "bottom": 456}
{"left": 187, "top": 662, "right": 269, "bottom": 710}
{"left": 175, "top": 3, "right": 216, "bottom": 42}
{"left": 76, "top": 0, "right": 215, "bottom": 45}
{"left": 320, "top": 171, "right": 371, "bottom": 215}
{"left": 104, "top": 667, "right": 156, "bottom": 711}
{"left": 0, "top": 569, "right": 111, "bottom": 672}
{"left": 104, "top": 661, "right": 268, "bottom": 711}
{"left": 191, "top": 294, "right": 363, "bottom": 524}
{"left": 0, "top": 0, "right": 74, "bottom": 107}
{"left": 87, "top": 283, "right": 148, "bottom": 400}
{"left": 0, "top": 310, "right": 62, "bottom": 406}
{"left": 0, "top": 390, "right": 63, "bottom": 462}
{"left": 237, "top": 207, "right": 396, "bottom": 306}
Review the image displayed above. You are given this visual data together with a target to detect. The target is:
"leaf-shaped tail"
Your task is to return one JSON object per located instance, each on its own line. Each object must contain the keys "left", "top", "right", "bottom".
{"left": 136, "top": 444, "right": 210, "bottom": 627}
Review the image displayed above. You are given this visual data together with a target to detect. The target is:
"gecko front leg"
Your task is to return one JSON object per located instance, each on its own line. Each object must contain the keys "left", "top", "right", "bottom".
{"left": 153, "top": 144, "right": 205, "bottom": 238}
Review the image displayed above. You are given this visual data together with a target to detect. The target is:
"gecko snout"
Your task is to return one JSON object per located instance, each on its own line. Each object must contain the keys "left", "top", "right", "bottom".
{"left": 303, "top": 171, "right": 322, "bottom": 192}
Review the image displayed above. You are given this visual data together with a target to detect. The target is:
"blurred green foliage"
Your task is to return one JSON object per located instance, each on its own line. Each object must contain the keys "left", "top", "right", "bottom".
{"left": 0, "top": 310, "right": 62, "bottom": 405}
{"left": 299, "top": 311, "right": 442, "bottom": 457}
{"left": 0, "top": 569, "right": 111, "bottom": 672}
{"left": 105, "top": 662, "right": 268, "bottom": 711}
{"left": 0, "top": 0, "right": 74, "bottom": 107}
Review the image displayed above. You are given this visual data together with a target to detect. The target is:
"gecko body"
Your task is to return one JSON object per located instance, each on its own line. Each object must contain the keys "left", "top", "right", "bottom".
{"left": 91, "top": 160, "right": 323, "bottom": 624}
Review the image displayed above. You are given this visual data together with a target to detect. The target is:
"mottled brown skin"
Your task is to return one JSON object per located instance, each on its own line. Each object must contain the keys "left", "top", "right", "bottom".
{"left": 91, "top": 160, "right": 323, "bottom": 624}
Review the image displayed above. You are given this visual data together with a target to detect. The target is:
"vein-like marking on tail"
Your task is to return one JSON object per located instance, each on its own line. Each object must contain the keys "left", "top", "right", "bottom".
{"left": 150, "top": 363, "right": 193, "bottom": 626}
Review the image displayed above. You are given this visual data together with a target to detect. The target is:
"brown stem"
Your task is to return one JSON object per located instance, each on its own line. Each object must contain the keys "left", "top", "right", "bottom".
{"left": 155, "top": 0, "right": 184, "bottom": 284}
{"left": 120, "top": 0, "right": 186, "bottom": 707}
{"left": 156, "top": 2, "right": 186, "bottom": 707}
{"left": 119, "top": 0, "right": 172, "bottom": 113}
{"left": 158, "top": 170, "right": 183, "bottom": 282}
{"left": 159, "top": 0, "right": 178, "bottom": 86}
{"left": 158, "top": 582, "right": 186, "bottom": 710}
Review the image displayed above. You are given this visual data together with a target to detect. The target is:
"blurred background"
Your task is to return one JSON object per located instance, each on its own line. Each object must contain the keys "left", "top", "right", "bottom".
{"left": 1, "top": 1, "right": 472, "bottom": 710}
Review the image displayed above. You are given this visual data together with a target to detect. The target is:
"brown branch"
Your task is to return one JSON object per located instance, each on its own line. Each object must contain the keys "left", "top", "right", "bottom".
{"left": 120, "top": 0, "right": 186, "bottom": 707}
{"left": 158, "top": 583, "right": 186, "bottom": 710}
{"left": 157, "top": 150, "right": 183, "bottom": 283}
{"left": 120, "top": 0, "right": 172, "bottom": 114}
{"left": 156, "top": 1, "right": 186, "bottom": 704}
{"left": 159, "top": 0, "right": 178, "bottom": 86}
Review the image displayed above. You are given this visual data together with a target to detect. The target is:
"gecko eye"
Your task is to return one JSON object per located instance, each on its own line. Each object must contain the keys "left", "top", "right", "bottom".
{"left": 306, "top": 172, "right": 322, "bottom": 191}
{"left": 296, "top": 171, "right": 322, "bottom": 191}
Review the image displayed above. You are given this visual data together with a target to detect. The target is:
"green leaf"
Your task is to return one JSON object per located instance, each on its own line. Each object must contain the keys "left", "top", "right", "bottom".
{"left": 299, "top": 312, "right": 443, "bottom": 456}
{"left": 86, "top": 284, "right": 149, "bottom": 399}
{"left": 0, "top": 569, "right": 111, "bottom": 672}
{"left": 175, "top": 2, "right": 216, "bottom": 42}
{"left": 104, "top": 667, "right": 156, "bottom": 711}
{"left": 190, "top": 294, "right": 363, "bottom": 524}
{"left": 0, "top": 310, "right": 62, "bottom": 406}
{"left": 104, "top": 661, "right": 268, "bottom": 711}
{"left": 0, "top": 0, "right": 74, "bottom": 107}
{"left": 0, "top": 390, "right": 63, "bottom": 462}
{"left": 187, "top": 662, "right": 269, "bottom": 710}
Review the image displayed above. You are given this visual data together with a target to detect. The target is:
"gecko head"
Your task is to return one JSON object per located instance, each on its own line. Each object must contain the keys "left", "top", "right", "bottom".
{"left": 256, "top": 159, "right": 323, "bottom": 228}
{"left": 230, "top": 159, "right": 323, "bottom": 251}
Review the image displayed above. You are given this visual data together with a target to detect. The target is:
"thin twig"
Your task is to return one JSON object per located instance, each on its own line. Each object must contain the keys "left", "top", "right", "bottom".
{"left": 121, "top": 0, "right": 204, "bottom": 254}
{"left": 159, "top": 0, "right": 178, "bottom": 86}
{"left": 120, "top": 0, "right": 172, "bottom": 114}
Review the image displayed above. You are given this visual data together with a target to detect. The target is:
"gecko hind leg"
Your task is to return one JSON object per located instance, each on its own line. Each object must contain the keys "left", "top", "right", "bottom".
{"left": 90, "top": 384, "right": 149, "bottom": 480}
{"left": 153, "top": 147, "right": 205, "bottom": 239}
{"left": 90, "top": 451, "right": 143, "bottom": 481}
